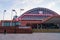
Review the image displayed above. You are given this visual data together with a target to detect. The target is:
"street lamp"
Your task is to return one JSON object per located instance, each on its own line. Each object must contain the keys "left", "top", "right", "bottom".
{"left": 11, "top": 9, "right": 18, "bottom": 33}
{"left": 20, "top": 9, "right": 24, "bottom": 15}
{"left": 12, "top": 10, "right": 17, "bottom": 15}
{"left": 20, "top": 9, "right": 24, "bottom": 20}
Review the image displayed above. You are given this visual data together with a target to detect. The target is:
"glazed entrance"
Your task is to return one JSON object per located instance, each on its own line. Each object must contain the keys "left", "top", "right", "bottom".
{"left": 26, "top": 23, "right": 60, "bottom": 29}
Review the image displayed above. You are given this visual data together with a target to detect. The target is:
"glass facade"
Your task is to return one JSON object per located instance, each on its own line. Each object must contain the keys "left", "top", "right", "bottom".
{"left": 12, "top": 22, "right": 16, "bottom": 26}
{"left": 12, "top": 22, "right": 20, "bottom": 26}
{"left": 2, "top": 22, "right": 10, "bottom": 26}
{"left": 31, "top": 23, "right": 59, "bottom": 29}
{"left": 2, "top": 22, "right": 20, "bottom": 27}
{"left": 42, "top": 23, "right": 59, "bottom": 29}
{"left": 22, "top": 16, "right": 48, "bottom": 20}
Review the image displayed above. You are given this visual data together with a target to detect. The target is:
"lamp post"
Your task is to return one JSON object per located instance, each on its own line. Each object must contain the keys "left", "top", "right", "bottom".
{"left": 3, "top": 10, "right": 6, "bottom": 34}
{"left": 20, "top": 9, "right": 24, "bottom": 26}
{"left": 11, "top": 9, "right": 18, "bottom": 33}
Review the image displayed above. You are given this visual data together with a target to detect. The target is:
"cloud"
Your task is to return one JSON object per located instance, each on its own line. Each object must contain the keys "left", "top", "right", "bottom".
{"left": 11, "top": 0, "right": 44, "bottom": 8}
{"left": 11, "top": 0, "right": 44, "bottom": 11}
{"left": 0, "top": 0, "right": 60, "bottom": 20}
{"left": 46, "top": 2, "right": 56, "bottom": 9}
{"left": 45, "top": 0, "right": 60, "bottom": 14}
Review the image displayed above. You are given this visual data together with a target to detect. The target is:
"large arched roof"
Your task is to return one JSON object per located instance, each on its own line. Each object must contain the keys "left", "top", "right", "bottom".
{"left": 18, "top": 7, "right": 58, "bottom": 20}
{"left": 24, "top": 7, "right": 58, "bottom": 15}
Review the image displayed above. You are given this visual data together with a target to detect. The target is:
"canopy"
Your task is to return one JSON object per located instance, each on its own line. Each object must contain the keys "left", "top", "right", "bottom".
{"left": 44, "top": 16, "right": 60, "bottom": 24}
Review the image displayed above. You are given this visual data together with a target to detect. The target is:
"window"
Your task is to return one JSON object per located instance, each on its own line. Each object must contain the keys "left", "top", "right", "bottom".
{"left": 22, "top": 16, "right": 48, "bottom": 20}
{"left": 12, "top": 22, "right": 20, "bottom": 26}
{"left": 15, "top": 22, "right": 20, "bottom": 26}
{"left": 12, "top": 22, "right": 16, "bottom": 26}
{"left": 2, "top": 22, "right": 20, "bottom": 27}
{"left": 39, "top": 11, "right": 43, "bottom": 14}
{"left": 2, "top": 22, "right": 10, "bottom": 26}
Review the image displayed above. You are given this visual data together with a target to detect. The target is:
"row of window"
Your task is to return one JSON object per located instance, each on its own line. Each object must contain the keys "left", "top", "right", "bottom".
{"left": 2, "top": 22, "right": 20, "bottom": 27}
{"left": 22, "top": 16, "right": 48, "bottom": 20}
{"left": 32, "top": 23, "right": 59, "bottom": 29}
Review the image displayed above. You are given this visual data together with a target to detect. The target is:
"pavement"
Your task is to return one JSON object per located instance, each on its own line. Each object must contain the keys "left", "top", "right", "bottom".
{"left": 0, "top": 33, "right": 60, "bottom": 40}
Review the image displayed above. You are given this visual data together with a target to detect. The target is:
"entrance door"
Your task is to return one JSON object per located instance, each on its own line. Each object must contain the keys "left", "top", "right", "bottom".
{"left": 32, "top": 24, "right": 37, "bottom": 29}
{"left": 42, "top": 23, "right": 59, "bottom": 29}
{"left": 31, "top": 24, "right": 42, "bottom": 29}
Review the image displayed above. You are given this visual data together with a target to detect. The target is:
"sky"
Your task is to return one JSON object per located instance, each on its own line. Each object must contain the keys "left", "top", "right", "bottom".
{"left": 0, "top": 0, "right": 60, "bottom": 20}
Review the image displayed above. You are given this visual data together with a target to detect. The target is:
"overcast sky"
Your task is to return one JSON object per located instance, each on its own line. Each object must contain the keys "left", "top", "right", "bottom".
{"left": 0, "top": 0, "right": 60, "bottom": 20}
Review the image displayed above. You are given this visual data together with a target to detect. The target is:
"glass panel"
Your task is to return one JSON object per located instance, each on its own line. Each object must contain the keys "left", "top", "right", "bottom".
{"left": 15, "top": 22, "right": 20, "bottom": 26}
{"left": 12, "top": 22, "right": 20, "bottom": 26}
{"left": 12, "top": 22, "right": 16, "bottom": 26}
{"left": 2, "top": 22, "right": 20, "bottom": 27}
{"left": 2, "top": 22, "right": 10, "bottom": 26}
{"left": 22, "top": 16, "right": 48, "bottom": 20}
